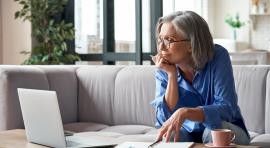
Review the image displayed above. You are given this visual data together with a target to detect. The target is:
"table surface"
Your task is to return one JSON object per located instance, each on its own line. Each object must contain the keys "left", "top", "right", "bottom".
{"left": 0, "top": 129, "right": 260, "bottom": 148}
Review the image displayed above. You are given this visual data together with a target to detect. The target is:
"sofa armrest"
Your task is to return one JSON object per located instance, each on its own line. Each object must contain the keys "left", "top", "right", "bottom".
{"left": 0, "top": 66, "right": 49, "bottom": 131}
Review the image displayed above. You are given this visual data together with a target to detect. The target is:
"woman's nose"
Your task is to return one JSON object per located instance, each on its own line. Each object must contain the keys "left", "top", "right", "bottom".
{"left": 158, "top": 43, "right": 167, "bottom": 51}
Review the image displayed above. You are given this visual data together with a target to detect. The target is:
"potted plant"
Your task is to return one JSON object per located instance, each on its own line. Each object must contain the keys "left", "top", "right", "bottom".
{"left": 14, "top": 0, "right": 80, "bottom": 64}
{"left": 225, "top": 13, "right": 245, "bottom": 41}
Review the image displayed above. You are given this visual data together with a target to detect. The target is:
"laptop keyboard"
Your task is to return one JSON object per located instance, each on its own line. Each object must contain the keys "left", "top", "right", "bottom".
{"left": 64, "top": 130, "right": 74, "bottom": 136}
{"left": 65, "top": 135, "right": 117, "bottom": 148}
{"left": 66, "top": 140, "right": 81, "bottom": 146}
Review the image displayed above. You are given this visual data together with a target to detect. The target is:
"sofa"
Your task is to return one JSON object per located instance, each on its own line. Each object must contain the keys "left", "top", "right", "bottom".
{"left": 0, "top": 65, "right": 270, "bottom": 147}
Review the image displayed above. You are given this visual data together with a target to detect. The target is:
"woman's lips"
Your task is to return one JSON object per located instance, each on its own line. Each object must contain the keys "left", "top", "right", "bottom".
{"left": 162, "top": 54, "right": 170, "bottom": 59}
{"left": 162, "top": 56, "right": 173, "bottom": 65}
{"left": 161, "top": 54, "right": 170, "bottom": 58}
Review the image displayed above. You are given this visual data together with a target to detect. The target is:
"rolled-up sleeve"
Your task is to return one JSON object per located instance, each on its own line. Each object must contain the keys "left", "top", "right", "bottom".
{"left": 150, "top": 69, "right": 172, "bottom": 128}
{"left": 200, "top": 48, "right": 238, "bottom": 129}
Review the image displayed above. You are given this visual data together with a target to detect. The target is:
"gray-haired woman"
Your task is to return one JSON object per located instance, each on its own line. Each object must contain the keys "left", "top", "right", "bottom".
{"left": 151, "top": 11, "right": 250, "bottom": 144}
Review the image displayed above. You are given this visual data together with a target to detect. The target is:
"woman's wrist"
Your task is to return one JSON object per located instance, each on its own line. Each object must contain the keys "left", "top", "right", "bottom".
{"left": 179, "top": 107, "right": 205, "bottom": 122}
{"left": 179, "top": 107, "right": 189, "bottom": 120}
{"left": 167, "top": 70, "right": 177, "bottom": 79}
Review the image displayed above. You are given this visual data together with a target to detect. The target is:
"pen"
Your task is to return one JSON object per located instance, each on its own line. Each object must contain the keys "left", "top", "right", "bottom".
{"left": 148, "top": 139, "right": 161, "bottom": 148}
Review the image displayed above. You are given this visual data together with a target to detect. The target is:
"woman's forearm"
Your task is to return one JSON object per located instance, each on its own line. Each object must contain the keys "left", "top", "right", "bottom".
{"left": 165, "top": 73, "right": 179, "bottom": 111}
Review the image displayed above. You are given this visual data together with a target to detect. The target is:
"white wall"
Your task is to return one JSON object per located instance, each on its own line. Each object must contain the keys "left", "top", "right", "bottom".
{"left": 250, "top": 16, "right": 270, "bottom": 50}
{"left": 1, "top": 0, "right": 31, "bottom": 64}
{"left": 0, "top": 1, "right": 3, "bottom": 64}
{"left": 207, "top": 0, "right": 215, "bottom": 35}
{"left": 211, "top": 0, "right": 250, "bottom": 50}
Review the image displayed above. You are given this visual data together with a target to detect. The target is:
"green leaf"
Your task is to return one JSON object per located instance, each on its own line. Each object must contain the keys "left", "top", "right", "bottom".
{"left": 41, "top": 55, "right": 49, "bottom": 62}
{"left": 19, "top": 1, "right": 26, "bottom": 5}
{"left": 49, "top": 20, "right": 54, "bottom": 26}
{"left": 17, "top": 0, "right": 80, "bottom": 65}
{"left": 23, "top": 4, "right": 29, "bottom": 9}
{"left": 225, "top": 13, "right": 245, "bottom": 29}
{"left": 15, "top": 11, "right": 20, "bottom": 19}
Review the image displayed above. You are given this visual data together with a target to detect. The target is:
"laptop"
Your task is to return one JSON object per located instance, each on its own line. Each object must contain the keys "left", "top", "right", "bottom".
{"left": 17, "top": 88, "right": 117, "bottom": 148}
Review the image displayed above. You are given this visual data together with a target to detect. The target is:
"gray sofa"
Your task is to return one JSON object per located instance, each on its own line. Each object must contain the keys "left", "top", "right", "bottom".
{"left": 0, "top": 65, "right": 270, "bottom": 147}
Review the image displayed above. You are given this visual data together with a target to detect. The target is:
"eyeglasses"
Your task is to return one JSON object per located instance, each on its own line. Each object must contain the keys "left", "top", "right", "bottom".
{"left": 156, "top": 37, "right": 189, "bottom": 50}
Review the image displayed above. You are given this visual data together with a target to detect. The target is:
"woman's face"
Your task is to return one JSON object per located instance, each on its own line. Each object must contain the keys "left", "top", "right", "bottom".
{"left": 157, "top": 22, "right": 192, "bottom": 65}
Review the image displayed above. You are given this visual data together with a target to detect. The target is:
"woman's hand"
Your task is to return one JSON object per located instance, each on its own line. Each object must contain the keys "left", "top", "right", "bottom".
{"left": 156, "top": 108, "right": 188, "bottom": 142}
{"left": 151, "top": 54, "right": 176, "bottom": 76}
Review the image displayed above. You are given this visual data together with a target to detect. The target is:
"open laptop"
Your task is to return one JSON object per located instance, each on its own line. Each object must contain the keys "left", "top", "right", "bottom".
{"left": 17, "top": 88, "right": 117, "bottom": 148}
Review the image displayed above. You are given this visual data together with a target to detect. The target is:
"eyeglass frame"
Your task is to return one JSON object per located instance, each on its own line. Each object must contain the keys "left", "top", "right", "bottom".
{"left": 156, "top": 37, "right": 190, "bottom": 50}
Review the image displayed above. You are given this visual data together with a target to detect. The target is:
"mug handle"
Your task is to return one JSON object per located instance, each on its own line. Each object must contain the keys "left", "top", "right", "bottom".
{"left": 230, "top": 132, "right": 236, "bottom": 142}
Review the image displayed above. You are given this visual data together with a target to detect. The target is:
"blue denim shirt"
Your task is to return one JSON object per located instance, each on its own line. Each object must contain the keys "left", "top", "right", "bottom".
{"left": 150, "top": 44, "right": 249, "bottom": 136}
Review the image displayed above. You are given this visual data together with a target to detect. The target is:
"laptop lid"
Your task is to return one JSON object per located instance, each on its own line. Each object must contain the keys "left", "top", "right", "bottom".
{"left": 18, "top": 88, "right": 67, "bottom": 147}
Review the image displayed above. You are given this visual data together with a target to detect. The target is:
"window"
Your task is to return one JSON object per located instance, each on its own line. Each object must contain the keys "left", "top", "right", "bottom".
{"left": 75, "top": 0, "right": 103, "bottom": 54}
{"left": 72, "top": 0, "right": 163, "bottom": 65}
{"left": 115, "top": 0, "right": 135, "bottom": 53}
{"left": 163, "top": 0, "right": 208, "bottom": 21}
{"left": 142, "top": 0, "right": 151, "bottom": 53}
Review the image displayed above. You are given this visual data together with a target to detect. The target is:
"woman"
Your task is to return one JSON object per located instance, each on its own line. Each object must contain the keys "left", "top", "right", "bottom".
{"left": 151, "top": 11, "right": 250, "bottom": 144}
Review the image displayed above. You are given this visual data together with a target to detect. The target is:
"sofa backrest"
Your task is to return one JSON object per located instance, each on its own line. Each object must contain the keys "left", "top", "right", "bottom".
{"left": 76, "top": 66, "right": 124, "bottom": 125}
{"left": 38, "top": 66, "right": 79, "bottom": 124}
{"left": 113, "top": 66, "right": 156, "bottom": 126}
{"left": 76, "top": 66, "right": 156, "bottom": 126}
{"left": 1, "top": 65, "right": 270, "bottom": 134}
{"left": 233, "top": 66, "right": 270, "bottom": 134}
{"left": 0, "top": 66, "right": 78, "bottom": 131}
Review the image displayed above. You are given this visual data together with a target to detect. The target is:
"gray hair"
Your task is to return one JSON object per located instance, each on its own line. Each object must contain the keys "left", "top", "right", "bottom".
{"left": 156, "top": 11, "right": 214, "bottom": 70}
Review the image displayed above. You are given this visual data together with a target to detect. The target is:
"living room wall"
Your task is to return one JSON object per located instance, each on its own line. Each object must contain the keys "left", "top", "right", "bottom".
{"left": 0, "top": 1, "right": 3, "bottom": 64}
{"left": 1, "top": 0, "right": 31, "bottom": 64}
{"left": 211, "top": 0, "right": 250, "bottom": 50}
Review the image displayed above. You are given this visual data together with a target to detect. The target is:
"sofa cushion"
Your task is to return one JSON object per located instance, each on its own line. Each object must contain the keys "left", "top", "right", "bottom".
{"left": 63, "top": 122, "right": 108, "bottom": 133}
{"left": 249, "top": 131, "right": 260, "bottom": 140}
{"left": 0, "top": 66, "right": 49, "bottom": 130}
{"left": 250, "top": 134, "right": 270, "bottom": 148}
{"left": 76, "top": 66, "right": 123, "bottom": 125}
{"left": 100, "top": 125, "right": 156, "bottom": 135}
{"left": 145, "top": 128, "right": 158, "bottom": 135}
{"left": 40, "top": 66, "right": 78, "bottom": 124}
{"left": 113, "top": 66, "right": 156, "bottom": 126}
{"left": 233, "top": 66, "right": 269, "bottom": 134}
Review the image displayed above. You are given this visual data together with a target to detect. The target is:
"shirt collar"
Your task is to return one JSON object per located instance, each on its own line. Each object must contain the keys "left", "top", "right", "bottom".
{"left": 176, "top": 65, "right": 201, "bottom": 78}
{"left": 176, "top": 66, "right": 200, "bottom": 95}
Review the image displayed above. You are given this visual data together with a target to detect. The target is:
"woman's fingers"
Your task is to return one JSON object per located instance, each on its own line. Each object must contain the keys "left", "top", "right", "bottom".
{"left": 165, "top": 125, "right": 173, "bottom": 142}
{"left": 152, "top": 54, "right": 172, "bottom": 68}
{"left": 150, "top": 55, "right": 157, "bottom": 64}
{"left": 156, "top": 55, "right": 162, "bottom": 64}
{"left": 156, "top": 126, "right": 167, "bottom": 141}
{"left": 163, "top": 132, "right": 167, "bottom": 140}
{"left": 174, "top": 128, "right": 180, "bottom": 142}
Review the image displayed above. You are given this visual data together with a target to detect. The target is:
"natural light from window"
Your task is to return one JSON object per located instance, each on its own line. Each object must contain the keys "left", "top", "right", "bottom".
{"left": 75, "top": 0, "right": 207, "bottom": 63}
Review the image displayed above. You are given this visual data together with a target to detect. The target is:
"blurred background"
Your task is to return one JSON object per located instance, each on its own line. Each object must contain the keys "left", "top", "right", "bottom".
{"left": 1, "top": 0, "right": 270, "bottom": 65}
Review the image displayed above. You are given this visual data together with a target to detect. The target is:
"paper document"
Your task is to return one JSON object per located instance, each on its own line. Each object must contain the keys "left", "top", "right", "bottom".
{"left": 116, "top": 141, "right": 195, "bottom": 148}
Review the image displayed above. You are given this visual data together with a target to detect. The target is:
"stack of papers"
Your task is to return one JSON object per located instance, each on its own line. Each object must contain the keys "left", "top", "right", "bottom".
{"left": 116, "top": 142, "right": 195, "bottom": 148}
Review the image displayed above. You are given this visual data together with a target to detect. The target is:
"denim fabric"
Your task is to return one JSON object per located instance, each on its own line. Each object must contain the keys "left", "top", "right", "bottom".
{"left": 167, "top": 121, "right": 250, "bottom": 145}
{"left": 202, "top": 121, "right": 250, "bottom": 145}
